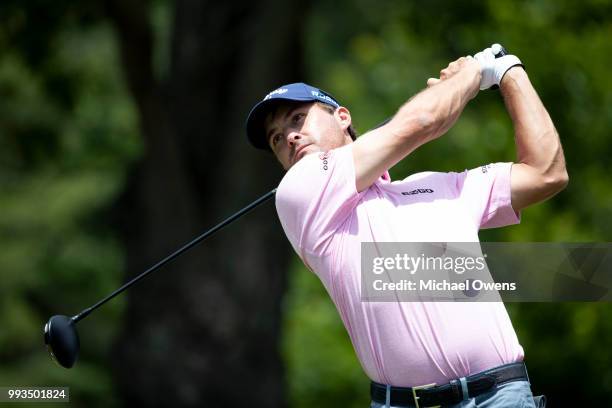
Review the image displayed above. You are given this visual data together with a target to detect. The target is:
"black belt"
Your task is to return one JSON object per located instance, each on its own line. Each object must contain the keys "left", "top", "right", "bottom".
{"left": 371, "top": 362, "right": 529, "bottom": 407}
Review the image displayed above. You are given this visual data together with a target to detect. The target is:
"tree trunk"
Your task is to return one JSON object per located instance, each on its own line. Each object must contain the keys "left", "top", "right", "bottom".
{"left": 106, "top": 0, "right": 303, "bottom": 405}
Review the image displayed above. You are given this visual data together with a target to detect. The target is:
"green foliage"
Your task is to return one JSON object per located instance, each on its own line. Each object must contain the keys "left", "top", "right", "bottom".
{"left": 0, "top": 5, "right": 139, "bottom": 406}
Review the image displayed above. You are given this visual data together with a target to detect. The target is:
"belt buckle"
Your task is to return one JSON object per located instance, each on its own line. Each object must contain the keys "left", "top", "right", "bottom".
{"left": 411, "top": 383, "right": 440, "bottom": 408}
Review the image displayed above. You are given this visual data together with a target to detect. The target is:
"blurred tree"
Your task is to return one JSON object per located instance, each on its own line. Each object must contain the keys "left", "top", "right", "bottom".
{"left": 103, "top": 0, "right": 302, "bottom": 406}
{"left": 1, "top": 0, "right": 305, "bottom": 406}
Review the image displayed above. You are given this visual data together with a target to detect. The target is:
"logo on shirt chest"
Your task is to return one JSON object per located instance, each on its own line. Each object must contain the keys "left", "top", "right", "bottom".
{"left": 401, "top": 188, "right": 434, "bottom": 196}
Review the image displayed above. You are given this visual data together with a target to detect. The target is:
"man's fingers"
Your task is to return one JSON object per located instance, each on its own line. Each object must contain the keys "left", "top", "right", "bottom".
{"left": 430, "top": 55, "right": 476, "bottom": 87}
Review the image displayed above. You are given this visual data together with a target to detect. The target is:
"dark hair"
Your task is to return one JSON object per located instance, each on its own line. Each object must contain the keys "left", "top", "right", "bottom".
{"left": 315, "top": 102, "right": 357, "bottom": 141}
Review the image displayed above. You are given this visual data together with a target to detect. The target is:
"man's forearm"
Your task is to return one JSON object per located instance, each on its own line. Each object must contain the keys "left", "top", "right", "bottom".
{"left": 388, "top": 61, "right": 481, "bottom": 145}
{"left": 352, "top": 57, "right": 481, "bottom": 192}
{"left": 500, "top": 67, "right": 567, "bottom": 180}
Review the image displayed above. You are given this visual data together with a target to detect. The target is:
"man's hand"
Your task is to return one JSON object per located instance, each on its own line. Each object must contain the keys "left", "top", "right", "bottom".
{"left": 426, "top": 56, "right": 481, "bottom": 95}
{"left": 473, "top": 44, "right": 523, "bottom": 90}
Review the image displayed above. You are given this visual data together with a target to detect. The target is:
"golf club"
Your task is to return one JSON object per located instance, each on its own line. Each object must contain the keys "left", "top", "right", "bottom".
{"left": 44, "top": 188, "right": 277, "bottom": 368}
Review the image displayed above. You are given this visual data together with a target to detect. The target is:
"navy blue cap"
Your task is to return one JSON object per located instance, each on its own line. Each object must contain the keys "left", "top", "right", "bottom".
{"left": 246, "top": 82, "right": 341, "bottom": 150}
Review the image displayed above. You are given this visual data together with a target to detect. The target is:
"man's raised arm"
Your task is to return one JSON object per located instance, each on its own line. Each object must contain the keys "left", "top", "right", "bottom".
{"left": 352, "top": 56, "right": 481, "bottom": 192}
{"left": 500, "top": 67, "right": 569, "bottom": 211}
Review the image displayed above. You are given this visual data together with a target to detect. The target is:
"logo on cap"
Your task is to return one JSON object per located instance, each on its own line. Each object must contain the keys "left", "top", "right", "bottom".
{"left": 311, "top": 91, "right": 338, "bottom": 106}
{"left": 264, "top": 88, "right": 288, "bottom": 100}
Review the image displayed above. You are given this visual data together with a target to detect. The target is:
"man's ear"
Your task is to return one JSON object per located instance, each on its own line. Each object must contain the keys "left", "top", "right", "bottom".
{"left": 335, "top": 106, "right": 352, "bottom": 131}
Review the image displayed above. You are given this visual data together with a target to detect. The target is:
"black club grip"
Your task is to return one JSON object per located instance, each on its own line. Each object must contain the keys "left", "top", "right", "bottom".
{"left": 492, "top": 43, "right": 508, "bottom": 58}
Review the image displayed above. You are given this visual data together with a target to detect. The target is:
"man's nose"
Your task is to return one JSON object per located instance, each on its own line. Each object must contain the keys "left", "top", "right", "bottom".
{"left": 287, "top": 131, "right": 302, "bottom": 146}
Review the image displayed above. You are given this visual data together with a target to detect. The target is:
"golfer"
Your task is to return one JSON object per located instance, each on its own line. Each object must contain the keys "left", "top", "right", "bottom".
{"left": 245, "top": 45, "right": 566, "bottom": 408}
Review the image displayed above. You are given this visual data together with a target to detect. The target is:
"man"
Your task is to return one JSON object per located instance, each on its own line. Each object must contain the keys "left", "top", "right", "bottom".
{"left": 245, "top": 44, "right": 567, "bottom": 407}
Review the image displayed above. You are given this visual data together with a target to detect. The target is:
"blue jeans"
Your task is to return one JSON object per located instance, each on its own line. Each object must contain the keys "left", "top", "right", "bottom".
{"left": 370, "top": 380, "right": 547, "bottom": 408}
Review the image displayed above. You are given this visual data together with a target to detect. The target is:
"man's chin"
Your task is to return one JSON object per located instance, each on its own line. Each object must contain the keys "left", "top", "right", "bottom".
{"left": 292, "top": 145, "right": 318, "bottom": 165}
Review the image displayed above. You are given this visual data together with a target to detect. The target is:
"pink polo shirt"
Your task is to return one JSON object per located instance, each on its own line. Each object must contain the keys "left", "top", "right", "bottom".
{"left": 275, "top": 143, "right": 525, "bottom": 387}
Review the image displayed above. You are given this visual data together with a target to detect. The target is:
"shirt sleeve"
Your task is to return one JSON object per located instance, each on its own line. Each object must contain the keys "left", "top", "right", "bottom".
{"left": 449, "top": 162, "right": 521, "bottom": 230}
{"left": 275, "top": 144, "right": 361, "bottom": 258}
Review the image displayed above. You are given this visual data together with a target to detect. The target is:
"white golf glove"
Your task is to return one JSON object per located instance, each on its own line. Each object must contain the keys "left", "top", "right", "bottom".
{"left": 473, "top": 44, "right": 523, "bottom": 90}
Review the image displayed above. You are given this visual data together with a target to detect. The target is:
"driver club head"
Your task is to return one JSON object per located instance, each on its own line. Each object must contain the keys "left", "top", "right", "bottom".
{"left": 44, "top": 315, "right": 79, "bottom": 369}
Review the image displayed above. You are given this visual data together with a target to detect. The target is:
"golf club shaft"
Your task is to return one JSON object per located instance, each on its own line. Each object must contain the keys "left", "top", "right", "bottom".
{"left": 71, "top": 115, "right": 397, "bottom": 324}
{"left": 72, "top": 188, "right": 277, "bottom": 323}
